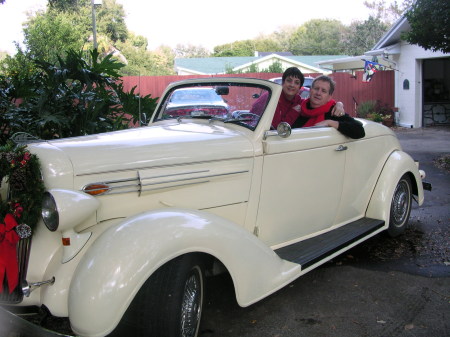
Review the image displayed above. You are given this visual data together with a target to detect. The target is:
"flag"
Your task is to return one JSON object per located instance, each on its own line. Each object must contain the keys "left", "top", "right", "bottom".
{"left": 363, "top": 60, "right": 380, "bottom": 82}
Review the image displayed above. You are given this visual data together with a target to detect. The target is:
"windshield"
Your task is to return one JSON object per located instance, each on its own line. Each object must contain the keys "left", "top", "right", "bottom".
{"left": 154, "top": 82, "right": 272, "bottom": 130}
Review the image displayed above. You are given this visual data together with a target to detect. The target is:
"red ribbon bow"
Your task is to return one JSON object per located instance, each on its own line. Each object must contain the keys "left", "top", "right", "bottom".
{"left": 0, "top": 213, "right": 20, "bottom": 294}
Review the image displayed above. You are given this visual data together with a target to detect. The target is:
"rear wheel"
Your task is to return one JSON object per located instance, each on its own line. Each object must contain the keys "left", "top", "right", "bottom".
{"left": 387, "top": 174, "right": 412, "bottom": 237}
{"left": 111, "top": 254, "right": 205, "bottom": 337}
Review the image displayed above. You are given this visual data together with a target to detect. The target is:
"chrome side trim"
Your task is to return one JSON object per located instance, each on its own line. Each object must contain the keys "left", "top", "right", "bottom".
{"left": 82, "top": 170, "right": 249, "bottom": 196}
{"left": 140, "top": 170, "right": 249, "bottom": 188}
{"left": 76, "top": 157, "right": 253, "bottom": 176}
{"left": 144, "top": 180, "right": 210, "bottom": 192}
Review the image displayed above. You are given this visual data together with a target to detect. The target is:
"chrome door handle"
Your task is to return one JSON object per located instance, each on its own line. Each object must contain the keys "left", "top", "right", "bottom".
{"left": 335, "top": 145, "right": 348, "bottom": 151}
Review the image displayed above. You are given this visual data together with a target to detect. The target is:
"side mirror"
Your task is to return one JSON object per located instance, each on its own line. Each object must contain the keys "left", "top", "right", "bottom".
{"left": 140, "top": 112, "right": 147, "bottom": 126}
{"left": 277, "top": 122, "right": 291, "bottom": 138}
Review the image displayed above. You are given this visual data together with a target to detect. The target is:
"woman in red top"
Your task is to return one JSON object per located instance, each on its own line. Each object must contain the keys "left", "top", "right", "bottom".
{"left": 251, "top": 67, "right": 343, "bottom": 129}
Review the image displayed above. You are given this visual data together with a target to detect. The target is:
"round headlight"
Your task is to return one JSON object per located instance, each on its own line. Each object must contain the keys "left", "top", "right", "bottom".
{"left": 42, "top": 192, "right": 59, "bottom": 231}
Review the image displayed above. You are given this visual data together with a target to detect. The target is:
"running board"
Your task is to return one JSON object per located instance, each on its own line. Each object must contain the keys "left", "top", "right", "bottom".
{"left": 275, "top": 217, "right": 384, "bottom": 270}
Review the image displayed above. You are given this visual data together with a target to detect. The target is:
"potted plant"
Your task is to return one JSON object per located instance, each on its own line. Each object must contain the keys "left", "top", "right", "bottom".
{"left": 356, "top": 100, "right": 377, "bottom": 119}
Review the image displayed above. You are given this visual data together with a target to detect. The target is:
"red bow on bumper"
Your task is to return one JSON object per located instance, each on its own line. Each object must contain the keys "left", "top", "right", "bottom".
{"left": 0, "top": 213, "right": 20, "bottom": 294}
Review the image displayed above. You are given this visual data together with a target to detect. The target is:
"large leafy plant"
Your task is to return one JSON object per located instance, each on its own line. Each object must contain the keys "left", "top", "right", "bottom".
{"left": 0, "top": 49, "right": 158, "bottom": 143}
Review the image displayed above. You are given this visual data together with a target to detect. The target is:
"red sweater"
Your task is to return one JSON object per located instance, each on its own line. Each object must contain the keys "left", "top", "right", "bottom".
{"left": 250, "top": 91, "right": 304, "bottom": 129}
{"left": 271, "top": 92, "right": 304, "bottom": 129}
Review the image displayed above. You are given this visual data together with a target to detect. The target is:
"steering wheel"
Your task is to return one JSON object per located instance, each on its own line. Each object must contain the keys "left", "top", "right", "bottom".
{"left": 231, "top": 110, "right": 260, "bottom": 120}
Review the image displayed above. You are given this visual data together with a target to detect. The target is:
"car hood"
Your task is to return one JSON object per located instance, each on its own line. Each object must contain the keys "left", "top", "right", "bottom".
{"left": 29, "top": 122, "right": 254, "bottom": 176}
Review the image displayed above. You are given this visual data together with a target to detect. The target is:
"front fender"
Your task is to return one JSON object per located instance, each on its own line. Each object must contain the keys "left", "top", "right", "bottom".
{"left": 69, "top": 208, "right": 300, "bottom": 337}
{"left": 366, "top": 150, "right": 424, "bottom": 223}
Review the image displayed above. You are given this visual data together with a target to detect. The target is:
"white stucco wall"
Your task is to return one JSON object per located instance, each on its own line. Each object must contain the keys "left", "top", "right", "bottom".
{"left": 393, "top": 42, "right": 448, "bottom": 128}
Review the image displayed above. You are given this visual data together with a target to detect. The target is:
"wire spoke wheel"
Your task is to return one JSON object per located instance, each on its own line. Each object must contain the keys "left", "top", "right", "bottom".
{"left": 181, "top": 266, "right": 203, "bottom": 337}
{"left": 111, "top": 254, "right": 205, "bottom": 337}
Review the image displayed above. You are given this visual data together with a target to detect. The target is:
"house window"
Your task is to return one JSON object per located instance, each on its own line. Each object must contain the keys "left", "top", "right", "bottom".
{"left": 403, "top": 79, "right": 410, "bottom": 90}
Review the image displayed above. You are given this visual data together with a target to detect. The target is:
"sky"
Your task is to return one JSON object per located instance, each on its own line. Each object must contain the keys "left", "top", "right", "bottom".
{"left": 0, "top": 0, "right": 380, "bottom": 54}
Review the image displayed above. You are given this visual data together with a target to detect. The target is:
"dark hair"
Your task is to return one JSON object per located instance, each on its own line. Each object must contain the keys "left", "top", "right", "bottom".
{"left": 312, "top": 75, "right": 336, "bottom": 95}
{"left": 282, "top": 67, "right": 305, "bottom": 87}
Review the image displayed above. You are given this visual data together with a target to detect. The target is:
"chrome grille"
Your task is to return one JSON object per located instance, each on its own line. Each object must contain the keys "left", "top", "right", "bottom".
{"left": 0, "top": 237, "right": 32, "bottom": 304}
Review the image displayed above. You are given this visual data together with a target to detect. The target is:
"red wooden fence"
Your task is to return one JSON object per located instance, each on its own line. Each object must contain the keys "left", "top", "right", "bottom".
{"left": 329, "top": 71, "right": 395, "bottom": 116}
{"left": 122, "top": 70, "right": 394, "bottom": 117}
{"left": 121, "top": 73, "right": 282, "bottom": 102}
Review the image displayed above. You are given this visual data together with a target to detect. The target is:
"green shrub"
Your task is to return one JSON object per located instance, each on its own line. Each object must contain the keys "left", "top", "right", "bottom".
{"left": 0, "top": 49, "right": 158, "bottom": 144}
{"left": 357, "top": 100, "right": 394, "bottom": 124}
{"left": 356, "top": 100, "right": 377, "bottom": 118}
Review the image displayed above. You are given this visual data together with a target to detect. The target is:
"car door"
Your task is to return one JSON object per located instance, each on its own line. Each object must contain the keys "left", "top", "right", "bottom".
{"left": 256, "top": 127, "right": 349, "bottom": 247}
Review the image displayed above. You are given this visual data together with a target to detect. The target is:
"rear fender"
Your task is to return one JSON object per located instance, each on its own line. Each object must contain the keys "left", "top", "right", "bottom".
{"left": 366, "top": 150, "right": 424, "bottom": 224}
{"left": 69, "top": 208, "right": 300, "bottom": 337}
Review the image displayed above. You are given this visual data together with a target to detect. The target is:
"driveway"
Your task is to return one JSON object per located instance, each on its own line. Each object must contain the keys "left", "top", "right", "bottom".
{"left": 198, "top": 127, "right": 450, "bottom": 337}
{"left": 1, "top": 127, "right": 449, "bottom": 337}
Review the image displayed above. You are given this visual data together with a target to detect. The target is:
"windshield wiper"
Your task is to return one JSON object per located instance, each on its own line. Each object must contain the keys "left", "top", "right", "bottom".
{"left": 223, "top": 117, "right": 254, "bottom": 123}
{"left": 176, "top": 115, "right": 254, "bottom": 124}
{"left": 177, "top": 115, "right": 226, "bottom": 123}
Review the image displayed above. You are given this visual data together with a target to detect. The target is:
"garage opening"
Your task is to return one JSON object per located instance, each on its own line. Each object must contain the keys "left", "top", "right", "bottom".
{"left": 423, "top": 58, "right": 450, "bottom": 126}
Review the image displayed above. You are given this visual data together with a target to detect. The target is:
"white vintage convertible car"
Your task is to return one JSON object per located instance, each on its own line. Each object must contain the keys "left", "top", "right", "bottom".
{"left": 1, "top": 77, "right": 428, "bottom": 337}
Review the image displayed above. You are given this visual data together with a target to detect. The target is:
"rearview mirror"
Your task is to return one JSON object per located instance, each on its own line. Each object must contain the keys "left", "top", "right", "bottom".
{"left": 215, "top": 86, "right": 229, "bottom": 95}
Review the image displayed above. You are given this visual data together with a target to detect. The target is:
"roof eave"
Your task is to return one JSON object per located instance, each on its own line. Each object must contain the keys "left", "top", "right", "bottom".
{"left": 232, "top": 53, "right": 324, "bottom": 73}
{"left": 365, "top": 43, "right": 402, "bottom": 56}
{"left": 371, "top": 16, "right": 409, "bottom": 50}
{"left": 175, "top": 66, "right": 208, "bottom": 75}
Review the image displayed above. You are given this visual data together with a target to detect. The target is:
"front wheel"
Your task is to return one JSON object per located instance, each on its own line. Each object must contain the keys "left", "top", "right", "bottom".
{"left": 111, "top": 254, "right": 205, "bottom": 337}
{"left": 387, "top": 174, "right": 412, "bottom": 237}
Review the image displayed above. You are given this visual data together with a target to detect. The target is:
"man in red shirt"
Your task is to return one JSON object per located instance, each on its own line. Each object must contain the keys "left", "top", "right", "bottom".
{"left": 293, "top": 75, "right": 365, "bottom": 139}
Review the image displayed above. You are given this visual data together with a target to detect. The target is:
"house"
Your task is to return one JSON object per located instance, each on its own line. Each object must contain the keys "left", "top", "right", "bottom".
{"left": 175, "top": 53, "right": 349, "bottom": 76}
{"left": 317, "top": 16, "right": 450, "bottom": 128}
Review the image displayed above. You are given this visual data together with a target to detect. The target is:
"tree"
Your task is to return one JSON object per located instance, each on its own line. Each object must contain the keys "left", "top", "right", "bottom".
{"left": 47, "top": 0, "right": 127, "bottom": 44}
{"left": 48, "top": 0, "right": 89, "bottom": 12}
{"left": 150, "top": 46, "right": 177, "bottom": 75}
{"left": 213, "top": 35, "right": 285, "bottom": 57}
{"left": 129, "top": 33, "right": 148, "bottom": 49}
{"left": 116, "top": 39, "right": 175, "bottom": 76}
{"left": 364, "top": 0, "right": 414, "bottom": 24}
{"left": 22, "top": 9, "right": 89, "bottom": 63}
{"left": 174, "top": 44, "right": 211, "bottom": 58}
{"left": 269, "top": 26, "right": 297, "bottom": 52}
{"left": 342, "top": 16, "right": 389, "bottom": 55}
{"left": 96, "top": 0, "right": 128, "bottom": 43}
{"left": 289, "top": 19, "right": 346, "bottom": 55}
{"left": 225, "top": 59, "right": 284, "bottom": 74}
{"left": 0, "top": 48, "right": 39, "bottom": 95}
{"left": 403, "top": 0, "right": 450, "bottom": 53}
{"left": 253, "top": 35, "right": 283, "bottom": 54}
{"left": 213, "top": 40, "right": 257, "bottom": 57}
{"left": 266, "top": 60, "right": 284, "bottom": 73}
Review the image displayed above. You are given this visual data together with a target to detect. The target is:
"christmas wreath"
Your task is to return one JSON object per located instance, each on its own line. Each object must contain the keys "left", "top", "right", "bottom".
{"left": 0, "top": 141, "right": 45, "bottom": 294}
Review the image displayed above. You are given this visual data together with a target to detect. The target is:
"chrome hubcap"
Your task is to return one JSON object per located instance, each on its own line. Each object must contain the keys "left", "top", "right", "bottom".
{"left": 392, "top": 180, "right": 410, "bottom": 226}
